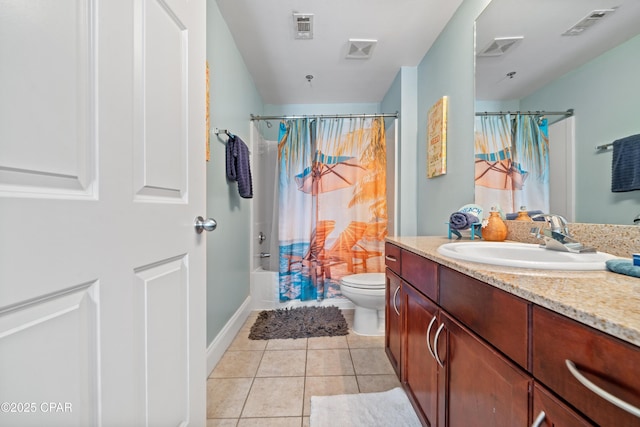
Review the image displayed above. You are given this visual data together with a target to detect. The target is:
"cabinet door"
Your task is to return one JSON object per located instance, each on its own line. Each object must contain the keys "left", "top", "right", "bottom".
{"left": 442, "top": 312, "right": 530, "bottom": 427}
{"left": 532, "top": 382, "right": 594, "bottom": 427}
{"left": 403, "top": 284, "right": 441, "bottom": 427}
{"left": 385, "top": 269, "right": 402, "bottom": 376}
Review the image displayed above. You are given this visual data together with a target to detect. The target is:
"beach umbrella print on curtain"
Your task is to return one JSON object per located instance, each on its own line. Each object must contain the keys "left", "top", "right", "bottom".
{"left": 294, "top": 150, "right": 366, "bottom": 298}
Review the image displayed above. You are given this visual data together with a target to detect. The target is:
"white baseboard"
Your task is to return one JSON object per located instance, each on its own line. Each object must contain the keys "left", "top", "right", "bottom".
{"left": 206, "top": 295, "right": 253, "bottom": 376}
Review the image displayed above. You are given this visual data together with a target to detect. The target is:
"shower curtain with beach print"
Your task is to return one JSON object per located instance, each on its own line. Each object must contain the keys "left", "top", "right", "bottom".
{"left": 474, "top": 114, "right": 550, "bottom": 215}
{"left": 278, "top": 117, "right": 388, "bottom": 302}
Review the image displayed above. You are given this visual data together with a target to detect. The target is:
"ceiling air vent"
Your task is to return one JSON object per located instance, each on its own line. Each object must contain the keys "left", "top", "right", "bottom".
{"left": 346, "top": 39, "right": 377, "bottom": 59}
{"left": 477, "top": 37, "right": 524, "bottom": 57}
{"left": 293, "top": 13, "right": 313, "bottom": 39}
{"left": 562, "top": 9, "right": 615, "bottom": 36}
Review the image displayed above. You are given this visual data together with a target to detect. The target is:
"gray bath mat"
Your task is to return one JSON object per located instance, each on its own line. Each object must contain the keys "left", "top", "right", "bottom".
{"left": 248, "top": 306, "right": 349, "bottom": 340}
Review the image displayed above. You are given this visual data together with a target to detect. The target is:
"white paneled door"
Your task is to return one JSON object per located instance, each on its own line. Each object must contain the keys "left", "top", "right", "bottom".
{"left": 0, "top": 1, "right": 207, "bottom": 426}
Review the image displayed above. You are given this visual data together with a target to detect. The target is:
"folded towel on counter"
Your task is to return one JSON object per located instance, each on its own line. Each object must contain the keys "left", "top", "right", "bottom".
{"left": 611, "top": 134, "right": 640, "bottom": 192}
{"left": 449, "top": 211, "right": 479, "bottom": 230}
{"left": 605, "top": 259, "right": 640, "bottom": 278}
{"left": 505, "top": 210, "right": 546, "bottom": 221}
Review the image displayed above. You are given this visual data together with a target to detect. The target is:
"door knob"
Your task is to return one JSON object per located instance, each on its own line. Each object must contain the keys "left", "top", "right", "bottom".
{"left": 194, "top": 216, "right": 217, "bottom": 233}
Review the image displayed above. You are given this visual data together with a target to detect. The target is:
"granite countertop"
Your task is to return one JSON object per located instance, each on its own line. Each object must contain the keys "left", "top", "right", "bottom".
{"left": 386, "top": 236, "right": 640, "bottom": 348}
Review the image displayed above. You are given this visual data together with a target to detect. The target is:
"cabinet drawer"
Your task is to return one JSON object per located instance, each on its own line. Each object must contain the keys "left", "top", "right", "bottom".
{"left": 400, "top": 249, "right": 438, "bottom": 301}
{"left": 384, "top": 242, "right": 401, "bottom": 275}
{"left": 533, "top": 382, "right": 594, "bottom": 427}
{"left": 439, "top": 266, "right": 529, "bottom": 369}
{"left": 533, "top": 306, "right": 640, "bottom": 427}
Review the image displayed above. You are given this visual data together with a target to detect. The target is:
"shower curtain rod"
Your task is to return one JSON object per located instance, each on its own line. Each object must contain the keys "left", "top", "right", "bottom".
{"left": 475, "top": 109, "right": 573, "bottom": 117}
{"left": 250, "top": 112, "right": 398, "bottom": 121}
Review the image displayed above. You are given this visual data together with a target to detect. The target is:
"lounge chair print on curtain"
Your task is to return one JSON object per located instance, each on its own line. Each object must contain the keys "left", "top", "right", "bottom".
{"left": 225, "top": 133, "right": 253, "bottom": 198}
{"left": 284, "top": 219, "right": 335, "bottom": 283}
{"left": 324, "top": 221, "right": 383, "bottom": 276}
{"left": 278, "top": 117, "right": 388, "bottom": 302}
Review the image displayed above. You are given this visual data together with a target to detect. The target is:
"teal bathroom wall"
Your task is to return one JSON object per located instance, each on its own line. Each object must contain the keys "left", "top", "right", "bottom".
{"left": 520, "top": 34, "right": 640, "bottom": 225}
{"left": 206, "top": 2, "right": 263, "bottom": 345}
{"left": 416, "top": 0, "right": 492, "bottom": 236}
{"left": 381, "top": 67, "right": 419, "bottom": 236}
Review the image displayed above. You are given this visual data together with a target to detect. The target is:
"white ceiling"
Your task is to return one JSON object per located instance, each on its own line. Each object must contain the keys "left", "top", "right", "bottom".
{"left": 216, "top": 0, "right": 640, "bottom": 106}
{"left": 475, "top": 0, "right": 640, "bottom": 101}
{"left": 215, "top": 0, "right": 463, "bottom": 105}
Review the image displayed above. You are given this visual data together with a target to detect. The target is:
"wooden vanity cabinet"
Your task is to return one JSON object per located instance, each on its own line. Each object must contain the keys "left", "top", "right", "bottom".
{"left": 533, "top": 306, "right": 640, "bottom": 427}
{"left": 385, "top": 269, "right": 402, "bottom": 376}
{"left": 384, "top": 242, "right": 639, "bottom": 426}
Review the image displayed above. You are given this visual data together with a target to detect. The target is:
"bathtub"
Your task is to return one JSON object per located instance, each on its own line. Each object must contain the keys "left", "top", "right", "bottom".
{"left": 250, "top": 267, "right": 355, "bottom": 311}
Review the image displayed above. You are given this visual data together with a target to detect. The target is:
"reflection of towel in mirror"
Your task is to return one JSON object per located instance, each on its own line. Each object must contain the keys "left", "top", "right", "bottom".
{"left": 449, "top": 212, "right": 479, "bottom": 230}
{"left": 611, "top": 134, "right": 640, "bottom": 192}
{"left": 226, "top": 134, "right": 253, "bottom": 198}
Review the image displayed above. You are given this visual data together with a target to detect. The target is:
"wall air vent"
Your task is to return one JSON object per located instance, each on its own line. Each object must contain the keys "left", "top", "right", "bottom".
{"left": 477, "top": 37, "right": 524, "bottom": 57}
{"left": 562, "top": 9, "right": 615, "bottom": 36}
{"left": 346, "top": 39, "right": 377, "bottom": 59}
{"left": 293, "top": 13, "right": 314, "bottom": 39}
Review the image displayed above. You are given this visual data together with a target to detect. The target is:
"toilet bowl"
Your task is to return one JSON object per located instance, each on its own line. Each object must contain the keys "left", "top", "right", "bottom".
{"left": 340, "top": 272, "right": 386, "bottom": 336}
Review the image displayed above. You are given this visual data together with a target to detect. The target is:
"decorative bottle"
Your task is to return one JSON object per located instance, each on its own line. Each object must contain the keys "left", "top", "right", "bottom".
{"left": 515, "top": 206, "right": 533, "bottom": 221}
{"left": 482, "top": 207, "right": 508, "bottom": 241}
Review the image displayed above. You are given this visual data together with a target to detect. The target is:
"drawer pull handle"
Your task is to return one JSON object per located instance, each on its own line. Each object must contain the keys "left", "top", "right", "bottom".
{"left": 565, "top": 359, "right": 640, "bottom": 418}
{"left": 426, "top": 316, "right": 437, "bottom": 360}
{"left": 385, "top": 255, "right": 397, "bottom": 262}
{"left": 433, "top": 323, "right": 446, "bottom": 368}
{"left": 531, "top": 411, "right": 546, "bottom": 427}
{"left": 392, "top": 286, "right": 400, "bottom": 316}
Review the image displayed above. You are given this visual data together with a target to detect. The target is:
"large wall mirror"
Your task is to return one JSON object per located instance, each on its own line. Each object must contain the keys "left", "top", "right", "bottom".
{"left": 475, "top": 0, "right": 640, "bottom": 225}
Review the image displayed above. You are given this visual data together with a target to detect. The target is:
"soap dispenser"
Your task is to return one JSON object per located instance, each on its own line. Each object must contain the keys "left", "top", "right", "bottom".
{"left": 515, "top": 206, "right": 533, "bottom": 222}
{"left": 482, "top": 207, "right": 508, "bottom": 241}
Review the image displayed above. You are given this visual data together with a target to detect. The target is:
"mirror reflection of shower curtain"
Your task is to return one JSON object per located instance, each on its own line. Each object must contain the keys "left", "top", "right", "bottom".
{"left": 474, "top": 114, "right": 550, "bottom": 214}
{"left": 278, "top": 117, "right": 388, "bottom": 302}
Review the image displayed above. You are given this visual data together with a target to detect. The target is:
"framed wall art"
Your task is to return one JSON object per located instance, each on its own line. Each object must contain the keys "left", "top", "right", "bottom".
{"left": 427, "top": 96, "right": 448, "bottom": 178}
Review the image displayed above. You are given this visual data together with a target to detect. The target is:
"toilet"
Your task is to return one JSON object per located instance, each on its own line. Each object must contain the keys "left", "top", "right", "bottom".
{"left": 340, "top": 272, "right": 386, "bottom": 336}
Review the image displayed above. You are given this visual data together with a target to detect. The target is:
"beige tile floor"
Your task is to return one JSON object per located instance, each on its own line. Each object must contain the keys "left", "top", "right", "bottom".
{"left": 206, "top": 309, "right": 401, "bottom": 427}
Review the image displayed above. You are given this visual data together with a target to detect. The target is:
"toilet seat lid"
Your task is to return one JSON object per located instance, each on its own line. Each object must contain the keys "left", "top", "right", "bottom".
{"left": 341, "top": 273, "right": 385, "bottom": 289}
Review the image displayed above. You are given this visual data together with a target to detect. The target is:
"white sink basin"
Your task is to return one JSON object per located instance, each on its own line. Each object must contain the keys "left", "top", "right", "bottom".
{"left": 437, "top": 242, "right": 617, "bottom": 271}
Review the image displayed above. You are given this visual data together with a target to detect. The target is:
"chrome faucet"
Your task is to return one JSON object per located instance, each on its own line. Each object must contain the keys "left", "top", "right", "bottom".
{"left": 530, "top": 214, "right": 596, "bottom": 253}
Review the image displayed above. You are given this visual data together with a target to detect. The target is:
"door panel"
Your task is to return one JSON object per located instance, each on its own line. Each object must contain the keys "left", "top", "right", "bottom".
{"left": 135, "top": 256, "right": 189, "bottom": 425}
{"left": 0, "top": 0, "right": 206, "bottom": 425}
{"left": 0, "top": 0, "right": 95, "bottom": 198}
{"left": 134, "top": 0, "right": 188, "bottom": 201}
{"left": 0, "top": 283, "right": 99, "bottom": 426}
